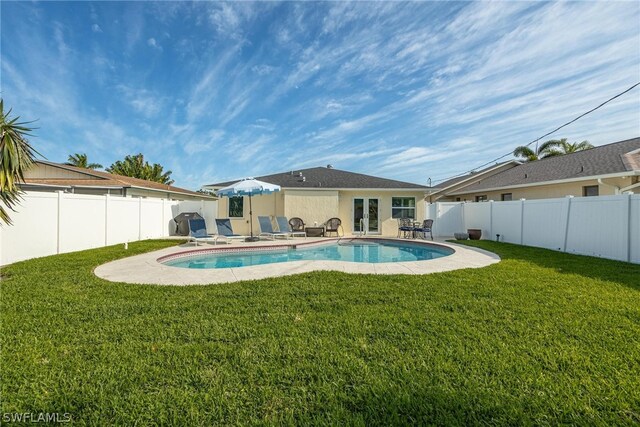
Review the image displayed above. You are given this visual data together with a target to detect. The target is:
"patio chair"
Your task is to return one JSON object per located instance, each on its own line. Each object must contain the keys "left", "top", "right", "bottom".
{"left": 288, "top": 217, "right": 305, "bottom": 232}
{"left": 214, "top": 218, "right": 248, "bottom": 242}
{"left": 414, "top": 219, "right": 434, "bottom": 240}
{"left": 325, "top": 217, "right": 343, "bottom": 237}
{"left": 276, "top": 216, "right": 306, "bottom": 238}
{"left": 258, "top": 216, "right": 289, "bottom": 240}
{"left": 397, "top": 218, "right": 415, "bottom": 238}
{"left": 188, "top": 219, "right": 223, "bottom": 246}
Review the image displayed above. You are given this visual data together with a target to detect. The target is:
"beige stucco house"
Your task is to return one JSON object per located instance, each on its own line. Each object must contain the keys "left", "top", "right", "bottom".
{"left": 22, "top": 160, "right": 214, "bottom": 201}
{"left": 428, "top": 137, "right": 640, "bottom": 202}
{"left": 205, "top": 166, "right": 429, "bottom": 236}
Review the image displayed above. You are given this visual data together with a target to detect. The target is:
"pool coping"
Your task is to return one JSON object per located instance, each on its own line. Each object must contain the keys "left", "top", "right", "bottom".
{"left": 94, "top": 237, "right": 500, "bottom": 286}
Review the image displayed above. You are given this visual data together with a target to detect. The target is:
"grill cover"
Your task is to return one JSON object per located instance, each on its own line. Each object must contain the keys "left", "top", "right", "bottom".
{"left": 173, "top": 212, "right": 204, "bottom": 235}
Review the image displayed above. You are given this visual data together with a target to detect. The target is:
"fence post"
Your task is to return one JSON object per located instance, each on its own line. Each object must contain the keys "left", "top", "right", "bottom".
{"left": 104, "top": 194, "right": 110, "bottom": 246}
{"left": 562, "top": 196, "right": 573, "bottom": 252}
{"left": 489, "top": 200, "right": 494, "bottom": 241}
{"left": 56, "top": 191, "right": 63, "bottom": 254}
{"left": 162, "top": 199, "right": 167, "bottom": 237}
{"left": 138, "top": 197, "right": 143, "bottom": 240}
{"left": 519, "top": 199, "right": 525, "bottom": 245}
{"left": 625, "top": 193, "right": 631, "bottom": 263}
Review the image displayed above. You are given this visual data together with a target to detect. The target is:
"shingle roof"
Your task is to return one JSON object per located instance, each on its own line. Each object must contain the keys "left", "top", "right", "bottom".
{"left": 433, "top": 161, "right": 519, "bottom": 190}
{"left": 208, "top": 167, "right": 428, "bottom": 190}
{"left": 26, "top": 161, "right": 211, "bottom": 198}
{"left": 451, "top": 137, "right": 640, "bottom": 194}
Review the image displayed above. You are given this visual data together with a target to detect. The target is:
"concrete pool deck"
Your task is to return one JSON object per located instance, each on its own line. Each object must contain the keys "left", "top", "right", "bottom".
{"left": 94, "top": 237, "right": 500, "bottom": 285}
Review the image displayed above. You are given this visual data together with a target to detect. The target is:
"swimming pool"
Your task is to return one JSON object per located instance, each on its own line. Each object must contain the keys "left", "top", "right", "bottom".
{"left": 162, "top": 239, "right": 454, "bottom": 269}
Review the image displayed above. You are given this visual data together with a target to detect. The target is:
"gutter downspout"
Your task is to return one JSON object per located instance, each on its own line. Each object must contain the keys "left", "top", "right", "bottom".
{"left": 597, "top": 178, "right": 620, "bottom": 195}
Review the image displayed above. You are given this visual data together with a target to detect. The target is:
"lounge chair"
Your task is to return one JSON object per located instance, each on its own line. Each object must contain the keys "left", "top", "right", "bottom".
{"left": 188, "top": 219, "right": 223, "bottom": 246}
{"left": 325, "top": 217, "right": 343, "bottom": 237}
{"left": 258, "top": 216, "right": 289, "bottom": 240}
{"left": 214, "top": 218, "right": 248, "bottom": 242}
{"left": 276, "top": 216, "right": 306, "bottom": 238}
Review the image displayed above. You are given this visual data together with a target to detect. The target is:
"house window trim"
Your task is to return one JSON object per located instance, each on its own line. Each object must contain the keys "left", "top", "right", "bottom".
{"left": 501, "top": 193, "right": 513, "bottom": 201}
{"left": 391, "top": 196, "right": 416, "bottom": 219}
{"left": 475, "top": 195, "right": 488, "bottom": 202}
{"left": 228, "top": 196, "right": 244, "bottom": 218}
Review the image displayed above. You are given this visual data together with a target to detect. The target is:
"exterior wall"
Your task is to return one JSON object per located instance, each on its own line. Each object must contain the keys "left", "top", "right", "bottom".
{"left": 126, "top": 188, "right": 210, "bottom": 201}
{"left": 337, "top": 190, "right": 426, "bottom": 236}
{"left": 284, "top": 190, "right": 339, "bottom": 228}
{"left": 449, "top": 177, "right": 634, "bottom": 201}
{"left": 216, "top": 193, "right": 282, "bottom": 236}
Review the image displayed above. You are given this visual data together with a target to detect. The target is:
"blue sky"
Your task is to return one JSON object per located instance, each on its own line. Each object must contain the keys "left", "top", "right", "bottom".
{"left": 2, "top": 1, "right": 639, "bottom": 190}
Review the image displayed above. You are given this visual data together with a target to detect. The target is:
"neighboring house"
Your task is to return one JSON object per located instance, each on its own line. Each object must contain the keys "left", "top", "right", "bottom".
{"left": 428, "top": 137, "right": 640, "bottom": 202}
{"left": 206, "top": 166, "right": 429, "bottom": 236}
{"left": 22, "top": 160, "right": 214, "bottom": 201}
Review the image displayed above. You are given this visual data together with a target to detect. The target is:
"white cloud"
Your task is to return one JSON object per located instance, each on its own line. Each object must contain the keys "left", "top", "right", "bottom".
{"left": 91, "top": 24, "right": 102, "bottom": 33}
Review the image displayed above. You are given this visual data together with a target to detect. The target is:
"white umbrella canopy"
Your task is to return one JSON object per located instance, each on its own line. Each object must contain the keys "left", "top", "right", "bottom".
{"left": 207, "top": 178, "right": 281, "bottom": 241}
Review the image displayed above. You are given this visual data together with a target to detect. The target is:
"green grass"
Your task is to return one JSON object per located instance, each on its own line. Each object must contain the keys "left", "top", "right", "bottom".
{"left": 1, "top": 240, "right": 639, "bottom": 425}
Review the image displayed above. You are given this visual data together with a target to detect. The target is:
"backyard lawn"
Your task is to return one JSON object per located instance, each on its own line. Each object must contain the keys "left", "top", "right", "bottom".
{"left": 1, "top": 240, "right": 639, "bottom": 425}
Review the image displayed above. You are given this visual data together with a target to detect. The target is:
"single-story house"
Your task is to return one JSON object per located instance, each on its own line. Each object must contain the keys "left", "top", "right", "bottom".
{"left": 205, "top": 166, "right": 429, "bottom": 236}
{"left": 22, "top": 160, "right": 214, "bottom": 201}
{"left": 428, "top": 137, "right": 640, "bottom": 202}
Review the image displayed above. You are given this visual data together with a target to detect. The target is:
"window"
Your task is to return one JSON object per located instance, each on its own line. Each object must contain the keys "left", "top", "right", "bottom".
{"left": 475, "top": 195, "right": 487, "bottom": 202}
{"left": 583, "top": 185, "right": 599, "bottom": 197}
{"left": 501, "top": 193, "right": 513, "bottom": 201}
{"left": 455, "top": 197, "right": 461, "bottom": 202}
{"left": 228, "top": 196, "right": 244, "bottom": 217}
{"left": 392, "top": 197, "right": 416, "bottom": 219}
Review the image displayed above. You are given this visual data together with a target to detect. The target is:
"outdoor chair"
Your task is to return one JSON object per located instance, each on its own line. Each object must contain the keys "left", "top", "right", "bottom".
{"left": 397, "top": 218, "right": 415, "bottom": 238}
{"left": 276, "top": 216, "right": 306, "bottom": 238}
{"left": 289, "top": 217, "right": 306, "bottom": 232}
{"left": 214, "top": 218, "right": 248, "bottom": 242}
{"left": 325, "top": 217, "right": 343, "bottom": 237}
{"left": 258, "top": 216, "right": 289, "bottom": 240}
{"left": 188, "top": 219, "right": 223, "bottom": 246}
{"left": 414, "top": 219, "right": 434, "bottom": 240}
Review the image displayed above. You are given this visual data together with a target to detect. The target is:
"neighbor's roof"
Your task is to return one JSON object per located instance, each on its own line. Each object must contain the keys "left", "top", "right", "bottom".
{"left": 207, "top": 166, "right": 429, "bottom": 190}
{"left": 25, "top": 160, "right": 212, "bottom": 198}
{"left": 450, "top": 137, "right": 640, "bottom": 194}
{"left": 431, "top": 161, "right": 520, "bottom": 192}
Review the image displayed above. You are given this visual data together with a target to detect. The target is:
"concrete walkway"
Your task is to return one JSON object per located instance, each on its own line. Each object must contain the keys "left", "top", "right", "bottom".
{"left": 94, "top": 237, "right": 500, "bottom": 286}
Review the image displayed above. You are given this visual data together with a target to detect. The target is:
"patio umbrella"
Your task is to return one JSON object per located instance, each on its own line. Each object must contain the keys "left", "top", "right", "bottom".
{"left": 211, "top": 178, "right": 281, "bottom": 242}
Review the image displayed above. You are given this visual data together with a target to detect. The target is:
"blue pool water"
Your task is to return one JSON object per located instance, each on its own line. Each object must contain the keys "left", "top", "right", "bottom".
{"left": 163, "top": 240, "right": 454, "bottom": 269}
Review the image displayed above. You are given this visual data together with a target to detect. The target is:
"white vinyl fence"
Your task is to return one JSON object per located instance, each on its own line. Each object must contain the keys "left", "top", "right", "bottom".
{"left": 427, "top": 194, "right": 640, "bottom": 263}
{"left": 0, "top": 191, "right": 217, "bottom": 266}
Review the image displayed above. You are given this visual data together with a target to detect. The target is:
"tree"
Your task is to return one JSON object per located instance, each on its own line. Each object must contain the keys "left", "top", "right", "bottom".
{"left": 66, "top": 153, "right": 102, "bottom": 169}
{"left": 513, "top": 138, "right": 593, "bottom": 162}
{"left": 0, "top": 100, "right": 39, "bottom": 224}
{"left": 106, "top": 153, "right": 174, "bottom": 185}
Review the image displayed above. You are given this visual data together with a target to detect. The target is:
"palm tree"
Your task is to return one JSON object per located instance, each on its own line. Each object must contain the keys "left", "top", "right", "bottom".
{"left": 106, "top": 153, "right": 174, "bottom": 185}
{"left": 66, "top": 153, "right": 102, "bottom": 169}
{"left": 0, "top": 100, "right": 39, "bottom": 224}
{"left": 513, "top": 138, "right": 593, "bottom": 162}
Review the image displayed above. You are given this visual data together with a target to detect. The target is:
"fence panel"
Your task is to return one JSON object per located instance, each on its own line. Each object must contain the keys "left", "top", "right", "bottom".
{"left": 59, "top": 193, "right": 106, "bottom": 254}
{"left": 106, "top": 196, "right": 140, "bottom": 245}
{"left": 464, "top": 203, "right": 491, "bottom": 239}
{"left": 0, "top": 192, "right": 59, "bottom": 265}
{"left": 522, "top": 198, "right": 568, "bottom": 251}
{"left": 431, "top": 203, "right": 463, "bottom": 237}
{"left": 492, "top": 201, "right": 523, "bottom": 244}
{"left": 140, "top": 198, "right": 165, "bottom": 239}
{"left": 565, "top": 195, "right": 629, "bottom": 261}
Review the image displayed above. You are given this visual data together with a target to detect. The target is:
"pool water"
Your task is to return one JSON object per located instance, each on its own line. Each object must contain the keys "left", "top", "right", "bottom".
{"left": 163, "top": 240, "right": 454, "bottom": 269}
